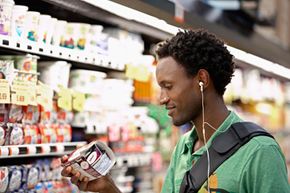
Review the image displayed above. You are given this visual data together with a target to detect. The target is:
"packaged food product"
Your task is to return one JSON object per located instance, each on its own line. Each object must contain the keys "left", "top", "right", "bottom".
{"left": 62, "top": 141, "right": 115, "bottom": 181}
{"left": 23, "top": 124, "right": 39, "bottom": 144}
{"left": 51, "top": 20, "right": 67, "bottom": 47}
{"left": 0, "top": 59, "right": 15, "bottom": 84}
{"left": 38, "top": 124, "right": 57, "bottom": 143}
{"left": 38, "top": 61, "right": 71, "bottom": 91}
{"left": 22, "top": 105, "right": 40, "bottom": 124}
{"left": 8, "top": 166, "right": 23, "bottom": 192}
{"left": 8, "top": 124, "right": 24, "bottom": 145}
{"left": 0, "top": 167, "right": 9, "bottom": 192}
{"left": 10, "top": 5, "right": 28, "bottom": 39}
{"left": 56, "top": 124, "right": 72, "bottom": 143}
{"left": 0, "top": 124, "right": 7, "bottom": 146}
{"left": 14, "top": 54, "right": 38, "bottom": 74}
{"left": 37, "top": 14, "right": 51, "bottom": 43}
{"left": 0, "top": 0, "right": 14, "bottom": 35}
{"left": 23, "top": 11, "right": 40, "bottom": 41}
{"left": 26, "top": 165, "right": 39, "bottom": 189}
{"left": 8, "top": 104, "right": 23, "bottom": 123}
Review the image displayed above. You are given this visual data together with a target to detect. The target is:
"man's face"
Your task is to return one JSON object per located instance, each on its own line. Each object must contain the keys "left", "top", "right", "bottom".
{"left": 156, "top": 56, "right": 201, "bottom": 126}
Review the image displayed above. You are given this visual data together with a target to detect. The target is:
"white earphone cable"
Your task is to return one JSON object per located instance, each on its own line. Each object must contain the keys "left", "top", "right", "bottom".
{"left": 201, "top": 85, "right": 210, "bottom": 193}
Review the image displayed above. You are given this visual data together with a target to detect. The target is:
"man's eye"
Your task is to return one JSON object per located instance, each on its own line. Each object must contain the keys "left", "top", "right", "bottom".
{"left": 164, "top": 84, "right": 172, "bottom": 89}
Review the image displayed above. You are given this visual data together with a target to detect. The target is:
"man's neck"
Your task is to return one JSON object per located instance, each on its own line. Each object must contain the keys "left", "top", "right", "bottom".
{"left": 193, "top": 96, "right": 229, "bottom": 143}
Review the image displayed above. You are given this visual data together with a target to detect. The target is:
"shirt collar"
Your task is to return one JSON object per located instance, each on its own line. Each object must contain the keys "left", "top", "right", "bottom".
{"left": 180, "top": 127, "right": 197, "bottom": 155}
{"left": 180, "top": 111, "right": 242, "bottom": 156}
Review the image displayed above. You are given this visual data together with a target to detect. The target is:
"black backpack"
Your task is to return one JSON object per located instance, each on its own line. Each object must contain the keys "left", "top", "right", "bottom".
{"left": 179, "top": 122, "right": 274, "bottom": 193}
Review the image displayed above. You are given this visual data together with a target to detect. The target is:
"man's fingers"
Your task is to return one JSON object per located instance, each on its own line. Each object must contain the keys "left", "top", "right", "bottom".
{"left": 71, "top": 172, "right": 81, "bottom": 185}
{"left": 61, "top": 155, "right": 69, "bottom": 163}
{"left": 61, "top": 166, "right": 72, "bottom": 177}
{"left": 79, "top": 179, "right": 89, "bottom": 191}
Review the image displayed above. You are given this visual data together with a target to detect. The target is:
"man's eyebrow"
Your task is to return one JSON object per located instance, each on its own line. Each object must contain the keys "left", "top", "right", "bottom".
{"left": 159, "top": 80, "right": 171, "bottom": 86}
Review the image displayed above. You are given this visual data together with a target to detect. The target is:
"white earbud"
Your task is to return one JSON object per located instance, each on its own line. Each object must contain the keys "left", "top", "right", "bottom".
{"left": 199, "top": 81, "right": 204, "bottom": 92}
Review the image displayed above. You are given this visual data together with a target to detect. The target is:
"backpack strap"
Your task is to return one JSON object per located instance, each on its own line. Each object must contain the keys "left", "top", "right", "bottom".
{"left": 179, "top": 122, "right": 274, "bottom": 193}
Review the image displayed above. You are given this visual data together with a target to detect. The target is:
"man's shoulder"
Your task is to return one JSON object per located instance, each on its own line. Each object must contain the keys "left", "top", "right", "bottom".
{"left": 239, "top": 133, "right": 281, "bottom": 158}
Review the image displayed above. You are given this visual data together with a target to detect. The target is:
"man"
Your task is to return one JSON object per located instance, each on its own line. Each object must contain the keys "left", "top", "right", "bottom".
{"left": 62, "top": 29, "right": 290, "bottom": 193}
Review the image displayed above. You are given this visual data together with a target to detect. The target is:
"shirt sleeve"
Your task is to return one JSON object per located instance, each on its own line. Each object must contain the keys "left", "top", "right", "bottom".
{"left": 161, "top": 146, "right": 177, "bottom": 193}
{"left": 239, "top": 144, "right": 290, "bottom": 193}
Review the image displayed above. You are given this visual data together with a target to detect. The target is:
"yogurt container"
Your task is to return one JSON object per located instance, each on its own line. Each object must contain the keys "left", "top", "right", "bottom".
{"left": 0, "top": 0, "right": 14, "bottom": 35}
{"left": 0, "top": 167, "right": 9, "bottom": 192}
{"left": 37, "top": 14, "right": 51, "bottom": 43}
{"left": 23, "top": 11, "right": 40, "bottom": 42}
{"left": 62, "top": 141, "right": 115, "bottom": 181}
{"left": 10, "top": 5, "right": 28, "bottom": 39}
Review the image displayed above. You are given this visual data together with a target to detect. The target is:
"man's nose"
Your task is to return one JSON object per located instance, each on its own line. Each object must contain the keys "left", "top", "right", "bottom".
{"left": 159, "top": 96, "right": 169, "bottom": 105}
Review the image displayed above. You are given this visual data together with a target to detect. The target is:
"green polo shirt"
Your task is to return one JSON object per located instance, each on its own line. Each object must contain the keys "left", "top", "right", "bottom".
{"left": 161, "top": 111, "right": 290, "bottom": 193}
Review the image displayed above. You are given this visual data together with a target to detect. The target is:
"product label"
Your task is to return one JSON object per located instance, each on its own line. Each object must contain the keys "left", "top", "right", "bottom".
{"left": 57, "top": 87, "right": 72, "bottom": 111}
{"left": 0, "top": 80, "right": 10, "bottom": 104}
{"left": 9, "top": 125, "right": 24, "bottom": 145}
{"left": 27, "top": 167, "right": 39, "bottom": 189}
{"left": 0, "top": 126, "right": 5, "bottom": 146}
{"left": 64, "top": 141, "right": 115, "bottom": 181}
{"left": 72, "top": 91, "right": 85, "bottom": 112}
{"left": 0, "top": 167, "right": 9, "bottom": 192}
{"left": 92, "top": 153, "right": 112, "bottom": 175}
{"left": 11, "top": 80, "right": 31, "bottom": 106}
{"left": 8, "top": 169, "right": 22, "bottom": 191}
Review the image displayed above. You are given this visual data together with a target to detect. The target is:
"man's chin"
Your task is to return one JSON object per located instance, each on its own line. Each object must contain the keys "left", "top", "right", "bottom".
{"left": 172, "top": 119, "right": 185, "bottom": 127}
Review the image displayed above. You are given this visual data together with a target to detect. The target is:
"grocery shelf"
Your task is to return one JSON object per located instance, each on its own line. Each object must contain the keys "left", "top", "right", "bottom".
{"left": 115, "top": 153, "right": 152, "bottom": 168}
{"left": 0, "top": 35, "right": 125, "bottom": 71}
{"left": 0, "top": 141, "right": 87, "bottom": 159}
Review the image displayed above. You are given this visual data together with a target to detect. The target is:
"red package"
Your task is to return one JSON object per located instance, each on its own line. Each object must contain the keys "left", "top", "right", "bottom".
{"left": 23, "top": 124, "right": 40, "bottom": 144}
{"left": 22, "top": 105, "right": 40, "bottom": 124}
{"left": 0, "top": 124, "right": 8, "bottom": 146}
{"left": 38, "top": 124, "right": 57, "bottom": 143}
{"left": 56, "top": 124, "right": 72, "bottom": 143}
{"left": 8, "top": 105, "right": 23, "bottom": 123}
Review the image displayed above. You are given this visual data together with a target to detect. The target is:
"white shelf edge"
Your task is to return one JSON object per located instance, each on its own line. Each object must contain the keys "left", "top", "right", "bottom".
{"left": 0, "top": 141, "right": 87, "bottom": 159}
{"left": 0, "top": 35, "right": 125, "bottom": 71}
{"left": 114, "top": 153, "right": 152, "bottom": 168}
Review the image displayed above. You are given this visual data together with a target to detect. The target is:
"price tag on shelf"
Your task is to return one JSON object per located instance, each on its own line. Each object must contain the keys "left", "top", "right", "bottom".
{"left": 125, "top": 63, "right": 138, "bottom": 80}
{"left": 0, "top": 146, "right": 9, "bottom": 156}
{"left": 27, "top": 145, "right": 37, "bottom": 155}
{"left": 125, "top": 63, "right": 150, "bottom": 82}
{"left": 0, "top": 79, "right": 10, "bottom": 104}
{"left": 72, "top": 91, "right": 85, "bottom": 112}
{"left": 11, "top": 91, "right": 29, "bottom": 106}
{"left": 41, "top": 145, "right": 50, "bottom": 154}
{"left": 37, "top": 82, "right": 53, "bottom": 110}
{"left": 27, "top": 82, "right": 37, "bottom": 106}
{"left": 55, "top": 144, "right": 65, "bottom": 153}
{"left": 57, "top": 87, "right": 72, "bottom": 111}
{"left": 9, "top": 146, "right": 19, "bottom": 155}
{"left": 11, "top": 80, "right": 30, "bottom": 106}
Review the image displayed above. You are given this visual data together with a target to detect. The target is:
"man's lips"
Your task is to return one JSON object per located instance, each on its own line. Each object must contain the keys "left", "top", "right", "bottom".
{"left": 166, "top": 106, "right": 176, "bottom": 115}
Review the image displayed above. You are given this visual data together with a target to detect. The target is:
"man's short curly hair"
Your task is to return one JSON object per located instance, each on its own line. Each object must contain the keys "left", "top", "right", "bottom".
{"left": 155, "top": 29, "right": 235, "bottom": 95}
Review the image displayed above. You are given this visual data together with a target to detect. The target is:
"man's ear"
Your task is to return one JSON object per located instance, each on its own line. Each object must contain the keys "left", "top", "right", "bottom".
{"left": 196, "top": 69, "right": 210, "bottom": 88}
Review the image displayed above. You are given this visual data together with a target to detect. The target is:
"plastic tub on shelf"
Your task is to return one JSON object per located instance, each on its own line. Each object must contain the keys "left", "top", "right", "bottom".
{"left": 69, "top": 69, "right": 106, "bottom": 94}
{"left": 0, "top": 0, "right": 14, "bottom": 36}
{"left": 23, "top": 11, "right": 40, "bottom": 42}
{"left": 63, "top": 22, "right": 90, "bottom": 50}
{"left": 10, "top": 5, "right": 28, "bottom": 39}
{"left": 51, "top": 20, "right": 67, "bottom": 47}
{"left": 38, "top": 61, "right": 71, "bottom": 91}
{"left": 45, "top": 17, "right": 57, "bottom": 45}
{"left": 37, "top": 14, "right": 52, "bottom": 43}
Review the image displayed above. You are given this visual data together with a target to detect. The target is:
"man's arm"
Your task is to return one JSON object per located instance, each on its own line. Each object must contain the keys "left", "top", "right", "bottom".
{"left": 240, "top": 144, "right": 289, "bottom": 193}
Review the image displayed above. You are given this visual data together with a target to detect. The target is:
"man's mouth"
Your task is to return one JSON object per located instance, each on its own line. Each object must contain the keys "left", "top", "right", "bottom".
{"left": 166, "top": 106, "right": 175, "bottom": 116}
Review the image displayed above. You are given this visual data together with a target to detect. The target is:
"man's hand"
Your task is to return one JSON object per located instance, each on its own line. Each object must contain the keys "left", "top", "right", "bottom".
{"left": 61, "top": 155, "right": 121, "bottom": 193}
